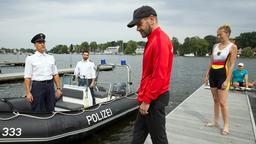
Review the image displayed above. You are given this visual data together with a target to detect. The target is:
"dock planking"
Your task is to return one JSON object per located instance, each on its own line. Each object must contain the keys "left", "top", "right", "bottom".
{"left": 145, "top": 85, "right": 256, "bottom": 144}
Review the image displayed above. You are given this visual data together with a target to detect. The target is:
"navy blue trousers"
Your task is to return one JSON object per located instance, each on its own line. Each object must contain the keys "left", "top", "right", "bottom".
{"left": 31, "top": 80, "right": 55, "bottom": 113}
{"left": 78, "top": 78, "right": 95, "bottom": 105}
{"left": 132, "top": 91, "right": 170, "bottom": 144}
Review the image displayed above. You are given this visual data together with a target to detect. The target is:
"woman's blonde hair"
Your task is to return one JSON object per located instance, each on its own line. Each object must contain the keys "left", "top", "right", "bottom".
{"left": 218, "top": 24, "right": 231, "bottom": 36}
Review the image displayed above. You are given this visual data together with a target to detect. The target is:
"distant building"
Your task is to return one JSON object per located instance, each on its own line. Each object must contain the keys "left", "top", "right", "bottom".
{"left": 184, "top": 53, "right": 195, "bottom": 57}
{"left": 253, "top": 48, "right": 256, "bottom": 56}
{"left": 104, "top": 46, "right": 120, "bottom": 54}
{"left": 238, "top": 48, "right": 242, "bottom": 55}
{"left": 135, "top": 46, "right": 144, "bottom": 54}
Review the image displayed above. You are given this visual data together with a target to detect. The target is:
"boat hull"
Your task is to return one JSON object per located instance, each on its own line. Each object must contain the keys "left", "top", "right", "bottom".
{"left": 0, "top": 93, "right": 138, "bottom": 143}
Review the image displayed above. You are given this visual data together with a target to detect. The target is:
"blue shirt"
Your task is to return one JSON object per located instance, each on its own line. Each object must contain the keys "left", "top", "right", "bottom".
{"left": 232, "top": 69, "right": 248, "bottom": 83}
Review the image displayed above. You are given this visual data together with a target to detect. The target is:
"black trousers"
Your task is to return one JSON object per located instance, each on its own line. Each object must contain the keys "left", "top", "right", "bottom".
{"left": 132, "top": 91, "right": 169, "bottom": 144}
{"left": 31, "top": 80, "right": 55, "bottom": 113}
{"left": 78, "top": 78, "right": 95, "bottom": 105}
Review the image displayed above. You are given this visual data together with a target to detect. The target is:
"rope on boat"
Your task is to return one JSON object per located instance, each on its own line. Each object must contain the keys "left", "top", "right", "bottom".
{"left": 14, "top": 111, "right": 58, "bottom": 120}
{"left": 0, "top": 112, "right": 19, "bottom": 121}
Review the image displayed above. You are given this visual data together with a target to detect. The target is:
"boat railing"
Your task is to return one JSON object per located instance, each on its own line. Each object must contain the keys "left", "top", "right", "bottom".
{"left": 62, "top": 62, "right": 133, "bottom": 98}
{"left": 96, "top": 63, "right": 132, "bottom": 94}
{"left": 95, "top": 82, "right": 113, "bottom": 100}
{"left": 62, "top": 74, "right": 77, "bottom": 86}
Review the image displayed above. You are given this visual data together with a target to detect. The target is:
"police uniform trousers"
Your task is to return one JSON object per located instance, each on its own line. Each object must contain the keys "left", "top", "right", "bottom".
{"left": 78, "top": 78, "right": 95, "bottom": 105}
{"left": 132, "top": 91, "right": 169, "bottom": 144}
{"left": 31, "top": 80, "right": 55, "bottom": 113}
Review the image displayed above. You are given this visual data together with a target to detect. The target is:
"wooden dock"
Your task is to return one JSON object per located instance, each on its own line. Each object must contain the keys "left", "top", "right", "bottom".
{"left": 0, "top": 61, "right": 25, "bottom": 66}
{"left": 0, "top": 68, "right": 74, "bottom": 83}
{"left": 145, "top": 85, "right": 256, "bottom": 144}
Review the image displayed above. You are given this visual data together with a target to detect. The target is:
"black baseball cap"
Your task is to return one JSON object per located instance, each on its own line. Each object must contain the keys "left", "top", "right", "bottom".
{"left": 31, "top": 33, "right": 46, "bottom": 43}
{"left": 127, "top": 5, "right": 157, "bottom": 28}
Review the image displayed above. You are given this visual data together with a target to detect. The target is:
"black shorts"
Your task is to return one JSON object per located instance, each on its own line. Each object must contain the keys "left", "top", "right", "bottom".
{"left": 232, "top": 81, "right": 244, "bottom": 86}
{"left": 209, "top": 67, "right": 227, "bottom": 89}
{"left": 238, "top": 82, "right": 244, "bottom": 87}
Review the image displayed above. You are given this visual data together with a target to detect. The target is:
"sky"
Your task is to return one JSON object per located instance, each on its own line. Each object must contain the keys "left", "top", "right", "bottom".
{"left": 0, "top": 0, "right": 255, "bottom": 49}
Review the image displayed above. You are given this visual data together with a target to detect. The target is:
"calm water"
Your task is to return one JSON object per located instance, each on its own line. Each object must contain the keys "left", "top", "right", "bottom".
{"left": 0, "top": 54, "right": 256, "bottom": 144}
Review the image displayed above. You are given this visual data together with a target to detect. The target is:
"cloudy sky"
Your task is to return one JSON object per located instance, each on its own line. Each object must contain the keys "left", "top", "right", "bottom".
{"left": 0, "top": 0, "right": 255, "bottom": 49}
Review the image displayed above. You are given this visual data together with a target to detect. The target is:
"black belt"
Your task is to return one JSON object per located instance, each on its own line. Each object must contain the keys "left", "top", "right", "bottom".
{"left": 79, "top": 77, "right": 92, "bottom": 80}
{"left": 33, "top": 79, "right": 53, "bottom": 84}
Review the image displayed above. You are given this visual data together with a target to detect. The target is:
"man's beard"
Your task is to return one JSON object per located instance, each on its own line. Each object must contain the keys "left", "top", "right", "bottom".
{"left": 140, "top": 27, "right": 152, "bottom": 38}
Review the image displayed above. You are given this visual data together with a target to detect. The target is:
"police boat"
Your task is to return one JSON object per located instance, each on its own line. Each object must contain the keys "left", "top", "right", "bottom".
{"left": 0, "top": 61, "right": 138, "bottom": 143}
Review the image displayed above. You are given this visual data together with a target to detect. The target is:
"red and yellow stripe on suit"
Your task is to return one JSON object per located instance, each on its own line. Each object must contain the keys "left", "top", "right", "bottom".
{"left": 211, "top": 54, "right": 231, "bottom": 90}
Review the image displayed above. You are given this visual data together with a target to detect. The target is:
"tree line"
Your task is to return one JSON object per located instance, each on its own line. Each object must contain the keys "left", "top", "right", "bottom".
{"left": 1, "top": 31, "right": 255, "bottom": 57}
{"left": 48, "top": 40, "right": 146, "bottom": 55}
{"left": 173, "top": 31, "right": 256, "bottom": 57}
{"left": 0, "top": 47, "right": 34, "bottom": 54}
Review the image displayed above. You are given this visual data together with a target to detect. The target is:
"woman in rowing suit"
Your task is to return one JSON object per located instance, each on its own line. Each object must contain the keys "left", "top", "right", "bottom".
{"left": 204, "top": 25, "right": 237, "bottom": 135}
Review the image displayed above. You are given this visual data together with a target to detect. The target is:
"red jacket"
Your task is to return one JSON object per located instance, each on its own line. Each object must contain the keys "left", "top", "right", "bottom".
{"left": 137, "top": 27, "right": 173, "bottom": 104}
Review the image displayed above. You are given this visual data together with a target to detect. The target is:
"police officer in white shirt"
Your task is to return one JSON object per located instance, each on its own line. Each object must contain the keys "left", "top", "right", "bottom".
{"left": 74, "top": 50, "right": 96, "bottom": 105}
{"left": 24, "top": 33, "right": 62, "bottom": 112}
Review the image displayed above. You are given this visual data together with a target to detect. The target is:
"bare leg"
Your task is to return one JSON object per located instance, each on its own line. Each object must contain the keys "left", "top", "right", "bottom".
{"left": 218, "top": 89, "right": 229, "bottom": 133}
{"left": 245, "top": 82, "right": 254, "bottom": 88}
{"left": 210, "top": 88, "right": 220, "bottom": 125}
{"left": 232, "top": 82, "right": 239, "bottom": 88}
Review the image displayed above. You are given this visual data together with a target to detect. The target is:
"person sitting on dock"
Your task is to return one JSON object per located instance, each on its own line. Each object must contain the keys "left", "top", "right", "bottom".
{"left": 232, "top": 63, "right": 253, "bottom": 88}
{"left": 203, "top": 25, "right": 238, "bottom": 135}
{"left": 24, "top": 33, "right": 62, "bottom": 113}
{"left": 74, "top": 50, "right": 96, "bottom": 105}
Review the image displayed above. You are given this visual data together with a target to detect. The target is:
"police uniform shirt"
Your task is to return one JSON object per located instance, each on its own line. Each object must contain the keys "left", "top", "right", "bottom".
{"left": 74, "top": 59, "right": 96, "bottom": 79}
{"left": 24, "top": 51, "right": 58, "bottom": 81}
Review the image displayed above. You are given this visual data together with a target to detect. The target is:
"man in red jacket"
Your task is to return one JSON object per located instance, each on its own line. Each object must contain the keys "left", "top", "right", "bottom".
{"left": 127, "top": 5, "right": 174, "bottom": 144}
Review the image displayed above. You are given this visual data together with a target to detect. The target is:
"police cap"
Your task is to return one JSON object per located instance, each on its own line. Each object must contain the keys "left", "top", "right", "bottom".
{"left": 31, "top": 33, "right": 46, "bottom": 43}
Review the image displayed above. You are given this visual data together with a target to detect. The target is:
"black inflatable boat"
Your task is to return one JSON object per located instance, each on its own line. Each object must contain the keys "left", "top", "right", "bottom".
{"left": 0, "top": 63, "right": 138, "bottom": 143}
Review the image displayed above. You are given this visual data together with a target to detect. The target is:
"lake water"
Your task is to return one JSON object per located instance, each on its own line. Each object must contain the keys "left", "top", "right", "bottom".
{"left": 0, "top": 54, "right": 255, "bottom": 144}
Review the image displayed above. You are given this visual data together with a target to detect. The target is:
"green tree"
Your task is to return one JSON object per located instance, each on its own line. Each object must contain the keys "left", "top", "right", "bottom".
{"left": 204, "top": 35, "right": 217, "bottom": 53}
{"left": 50, "top": 45, "right": 69, "bottom": 54}
{"left": 241, "top": 47, "right": 254, "bottom": 57}
{"left": 97, "top": 44, "right": 105, "bottom": 53}
{"left": 73, "top": 44, "right": 80, "bottom": 53}
{"left": 122, "top": 42, "right": 128, "bottom": 53}
{"left": 181, "top": 36, "right": 209, "bottom": 56}
{"left": 116, "top": 40, "right": 124, "bottom": 53}
{"left": 192, "top": 37, "right": 209, "bottom": 56}
{"left": 80, "top": 41, "right": 89, "bottom": 52}
{"left": 20, "top": 48, "right": 35, "bottom": 53}
{"left": 137, "top": 41, "right": 146, "bottom": 47}
{"left": 111, "top": 41, "right": 118, "bottom": 46}
{"left": 172, "top": 37, "right": 181, "bottom": 55}
{"left": 180, "top": 37, "right": 192, "bottom": 55}
{"left": 1, "top": 47, "right": 14, "bottom": 53}
{"left": 69, "top": 44, "right": 74, "bottom": 53}
{"left": 125, "top": 40, "right": 137, "bottom": 54}
{"left": 235, "top": 32, "right": 256, "bottom": 49}
{"left": 90, "top": 41, "right": 97, "bottom": 52}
